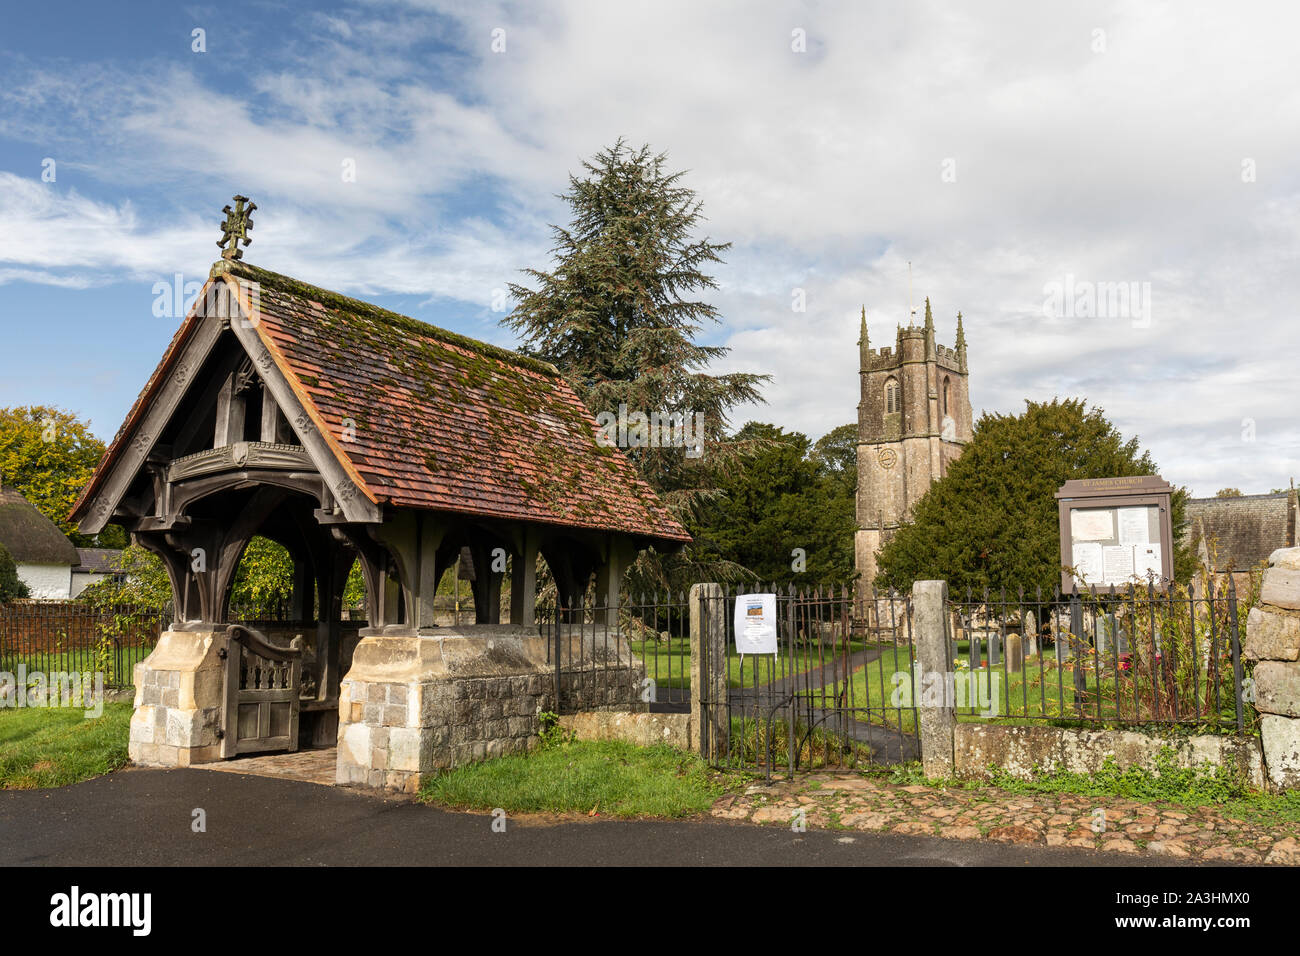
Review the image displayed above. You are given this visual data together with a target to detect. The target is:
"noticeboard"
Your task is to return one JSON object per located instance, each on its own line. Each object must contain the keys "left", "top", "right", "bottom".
{"left": 1055, "top": 476, "right": 1174, "bottom": 593}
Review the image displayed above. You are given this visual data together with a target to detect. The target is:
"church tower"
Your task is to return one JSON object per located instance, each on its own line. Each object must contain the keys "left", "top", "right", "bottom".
{"left": 855, "top": 299, "right": 973, "bottom": 594}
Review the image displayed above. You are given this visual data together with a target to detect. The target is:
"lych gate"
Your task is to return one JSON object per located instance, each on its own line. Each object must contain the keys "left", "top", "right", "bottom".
{"left": 70, "top": 206, "right": 689, "bottom": 790}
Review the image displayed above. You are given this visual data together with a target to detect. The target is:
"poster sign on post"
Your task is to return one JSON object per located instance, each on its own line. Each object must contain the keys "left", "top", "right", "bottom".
{"left": 733, "top": 593, "right": 778, "bottom": 657}
{"left": 1055, "top": 476, "right": 1174, "bottom": 593}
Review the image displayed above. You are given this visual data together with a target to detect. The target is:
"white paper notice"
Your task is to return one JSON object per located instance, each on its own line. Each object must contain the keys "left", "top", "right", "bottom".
{"left": 1071, "top": 509, "right": 1114, "bottom": 541}
{"left": 1102, "top": 545, "right": 1135, "bottom": 584}
{"left": 1117, "top": 507, "right": 1150, "bottom": 546}
{"left": 733, "top": 593, "right": 778, "bottom": 655}
{"left": 1072, "top": 542, "right": 1104, "bottom": 584}
{"left": 1134, "top": 544, "right": 1162, "bottom": 580}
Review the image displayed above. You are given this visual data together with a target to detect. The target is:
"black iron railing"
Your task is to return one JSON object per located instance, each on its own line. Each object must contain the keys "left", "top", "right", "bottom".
{"left": 697, "top": 584, "right": 918, "bottom": 774}
{"left": 539, "top": 591, "right": 693, "bottom": 714}
{"left": 947, "top": 578, "right": 1254, "bottom": 730}
{"left": 0, "top": 600, "right": 168, "bottom": 689}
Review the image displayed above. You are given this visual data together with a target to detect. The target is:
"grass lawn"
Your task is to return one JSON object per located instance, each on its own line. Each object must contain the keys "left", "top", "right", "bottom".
{"left": 0, "top": 645, "right": 152, "bottom": 688}
{"left": 0, "top": 702, "right": 133, "bottom": 789}
{"left": 419, "top": 738, "right": 731, "bottom": 818}
{"left": 827, "top": 650, "right": 1074, "bottom": 733}
{"left": 628, "top": 635, "right": 870, "bottom": 691}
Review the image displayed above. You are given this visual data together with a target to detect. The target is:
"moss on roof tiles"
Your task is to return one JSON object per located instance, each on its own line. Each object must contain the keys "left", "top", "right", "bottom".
{"left": 206, "top": 259, "right": 688, "bottom": 542}
{"left": 221, "top": 260, "right": 560, "bottom": 378}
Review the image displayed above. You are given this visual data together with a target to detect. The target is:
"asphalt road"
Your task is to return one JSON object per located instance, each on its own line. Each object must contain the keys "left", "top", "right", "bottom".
{"left": 0, "top": 767, "right": 1200, "bottom": 867}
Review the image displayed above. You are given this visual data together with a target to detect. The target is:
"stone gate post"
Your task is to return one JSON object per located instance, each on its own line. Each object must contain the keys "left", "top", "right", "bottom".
{"left": 914, "top": 580, "right": 955, "bottom": 779}
{"left": 689, "top": 583, "right": 724, "bottom": 758}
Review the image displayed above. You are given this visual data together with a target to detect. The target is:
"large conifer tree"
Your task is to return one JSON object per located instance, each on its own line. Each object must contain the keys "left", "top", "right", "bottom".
{"left": 504, "top": 140, "right": 768, "bottom": 587}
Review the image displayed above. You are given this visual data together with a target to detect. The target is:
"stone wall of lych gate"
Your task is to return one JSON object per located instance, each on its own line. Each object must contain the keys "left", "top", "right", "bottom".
{"left": 333, "top": 625, "right": 645, "bottom": 792}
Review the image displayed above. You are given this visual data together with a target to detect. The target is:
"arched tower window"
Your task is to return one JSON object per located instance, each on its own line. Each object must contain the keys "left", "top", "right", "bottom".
{"left": 884, "top": 378, "right": 900, "bottom": 414}
{"left": 942, "top": 376, "right": 950, "bottom": 417}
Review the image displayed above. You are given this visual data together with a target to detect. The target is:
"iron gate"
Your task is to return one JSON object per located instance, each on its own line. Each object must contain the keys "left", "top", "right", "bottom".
{"left": 697, "top": 586, "right": 920, "bottom": 775}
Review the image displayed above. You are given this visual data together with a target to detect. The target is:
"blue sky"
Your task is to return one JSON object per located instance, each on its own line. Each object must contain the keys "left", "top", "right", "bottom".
{"left": 2, "top": 1, "right": 1299, "bottom": 497}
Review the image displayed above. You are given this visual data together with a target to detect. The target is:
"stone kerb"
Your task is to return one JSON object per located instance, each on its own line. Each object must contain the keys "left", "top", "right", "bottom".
{"left": 1248, "top": 547, "right": 1300, "bottom": 790}
{"left": 129, "top": 628, "right": 226, "bottom": 767}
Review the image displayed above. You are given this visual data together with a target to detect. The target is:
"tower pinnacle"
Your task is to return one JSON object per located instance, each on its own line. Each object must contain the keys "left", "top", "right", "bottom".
{"left": 858, "top": 306, "right": 870, "bottom": 366}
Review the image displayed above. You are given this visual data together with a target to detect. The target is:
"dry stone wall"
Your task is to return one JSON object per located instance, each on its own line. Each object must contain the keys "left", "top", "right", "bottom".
{"left": 1247, "top": 547, "right": 1300, "bottom": 789}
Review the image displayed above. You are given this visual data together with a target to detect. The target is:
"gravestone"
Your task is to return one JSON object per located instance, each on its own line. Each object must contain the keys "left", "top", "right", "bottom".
{"left": 1023, "top": 611, "right": 1038, "bottom": 656}
{"left": 1095, "top": 613, "right": 1116, "bottom": 658}
{"left": 1006, "top": 633, "right": 1024, "bottom": 673}
{"left": 988, "top": 631, "right": 1001, "bottom": 667}
{"left": 1055, "top": 628, "right": 1071, "bottom": 662}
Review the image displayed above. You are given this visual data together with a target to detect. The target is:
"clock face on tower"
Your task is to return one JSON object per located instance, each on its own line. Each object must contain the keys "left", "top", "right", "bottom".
{"left": 877, "top": 447, "right": 897, "bottom": 469}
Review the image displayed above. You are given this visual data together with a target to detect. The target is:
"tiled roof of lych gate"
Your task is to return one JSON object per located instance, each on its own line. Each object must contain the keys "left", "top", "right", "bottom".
{"left": 74, "top": 261, "right": 690, "bottom": 545}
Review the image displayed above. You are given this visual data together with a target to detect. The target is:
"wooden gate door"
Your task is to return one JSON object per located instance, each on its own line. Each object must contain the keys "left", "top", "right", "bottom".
{"left": 220, "top": 624, "right": 303, "bottom": 757}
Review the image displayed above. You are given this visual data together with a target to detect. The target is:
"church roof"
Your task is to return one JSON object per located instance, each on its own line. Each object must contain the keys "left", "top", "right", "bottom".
{"left": 0, "top": 485, "right": 79, "bottom": 566}
{"left": 71, "top": 260, "right": 690, "bottom": 545}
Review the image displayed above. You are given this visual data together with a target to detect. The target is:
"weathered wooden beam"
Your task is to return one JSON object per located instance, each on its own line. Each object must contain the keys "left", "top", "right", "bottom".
{"left": 213, "top": 371, "right": 246, "bottom": 447}
{"left": 260, "top": 387, "right": 292, "bottom": 443}
{"left": 170, "top": 344, "right": 247, "bottom": 458}
{"left": 510, "top": 527, "right": 539, "bottom": 626}
{"left": 162, "top": 470, "right": 327, "bottom": 529}
{"left": 368, "top": 511, "right": 449, "bottom": 630}
{"left": 166, "top": 442, "right": 313, "bottom": 483}
{"left": 223, "top": 283, "right": 382, "bottom": 525}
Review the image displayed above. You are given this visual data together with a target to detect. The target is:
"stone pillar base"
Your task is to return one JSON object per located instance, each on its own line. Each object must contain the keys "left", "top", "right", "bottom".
{"left": 336, "top": 624, "right": 644, "bottom": 793}
{"left": 129, "top": 629, "right": 226, "bottom": 768}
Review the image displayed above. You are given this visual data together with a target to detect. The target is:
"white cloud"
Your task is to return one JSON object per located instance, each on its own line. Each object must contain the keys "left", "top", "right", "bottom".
{"left": 0, "top": 173, "right": 210, "bottom": 279}
{"left": 3, "top": 0, "right": 1300, "bottom": 495}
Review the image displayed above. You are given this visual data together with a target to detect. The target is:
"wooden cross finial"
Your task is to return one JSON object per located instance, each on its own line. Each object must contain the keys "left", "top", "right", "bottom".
{"left": 217, "top": 195, "right": 257, "bottom": 260}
